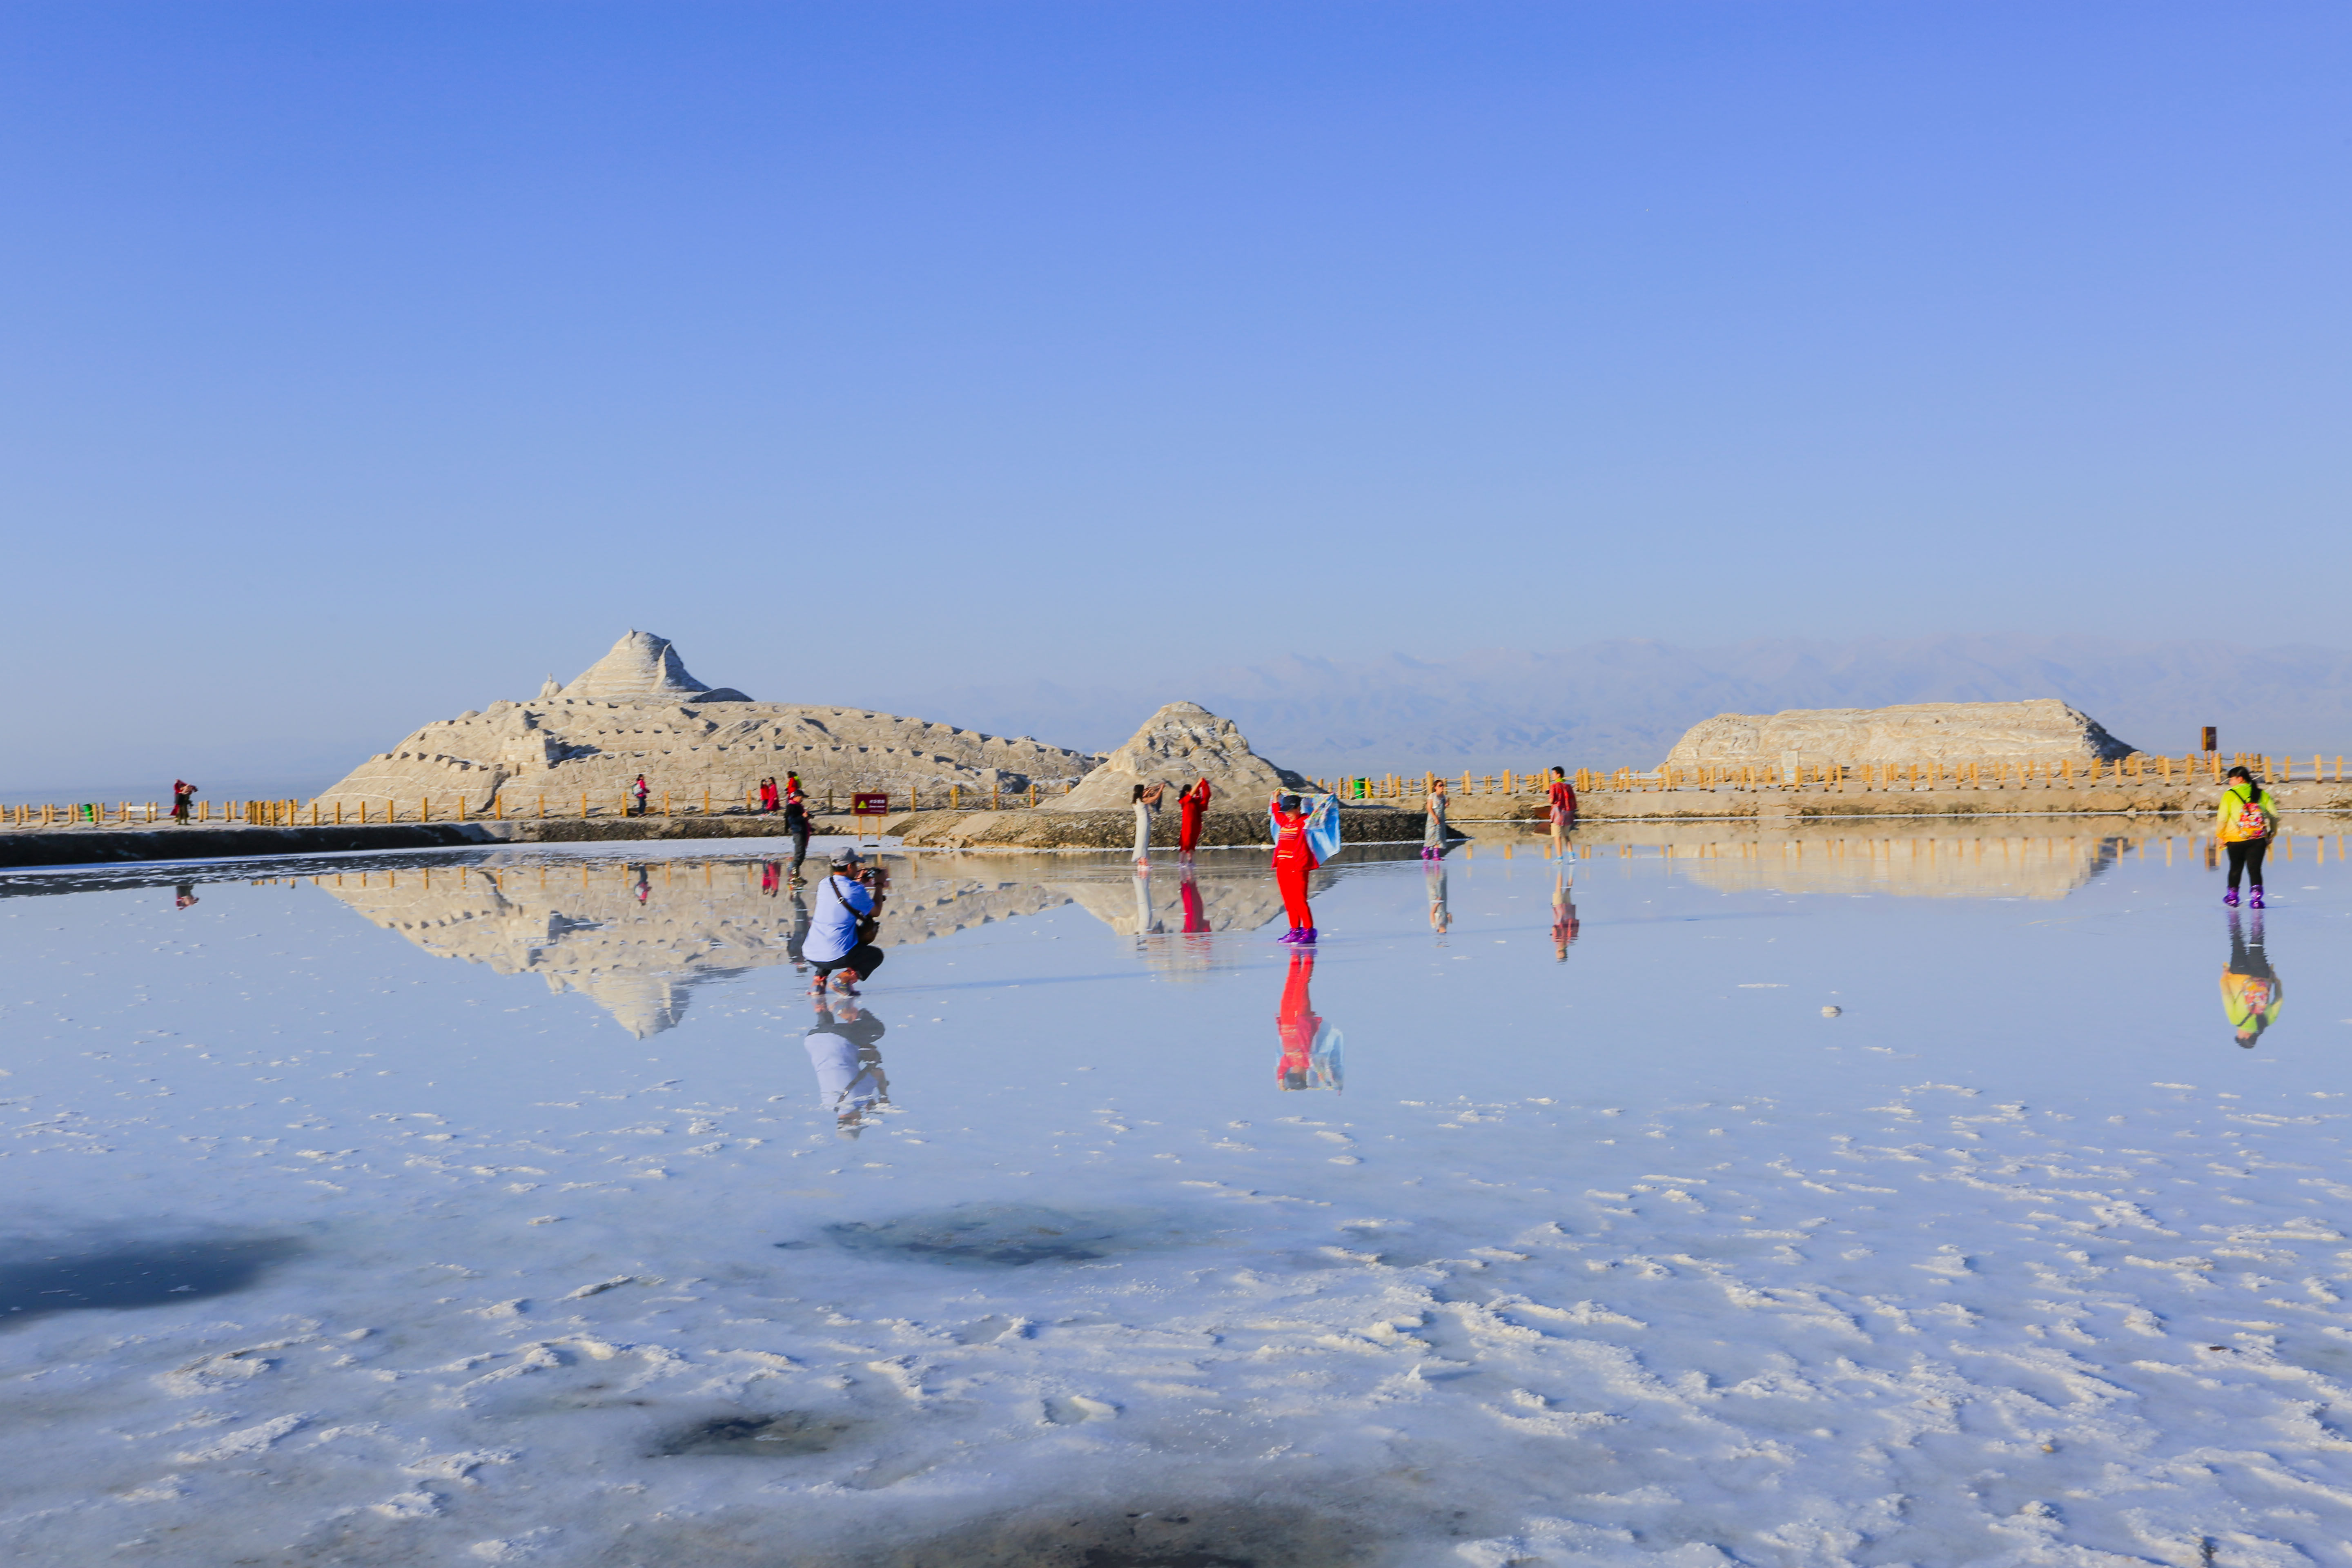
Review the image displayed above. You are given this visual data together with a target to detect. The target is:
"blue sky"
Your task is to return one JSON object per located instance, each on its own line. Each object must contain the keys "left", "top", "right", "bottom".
{"left": 4, "top": 2, "right": 2348, "bottom": 785}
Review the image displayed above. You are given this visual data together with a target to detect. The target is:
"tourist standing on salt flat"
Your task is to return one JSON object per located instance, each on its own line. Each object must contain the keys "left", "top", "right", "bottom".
{"left": 631, "top": 773, "right": 651, "bottom": 816}
{"left": 2216, "top": 764, "right": 2278, "bottom": 908}
{"left": 1177, "top": 777, "right": 1212, "bottom": 859}
{"left": 1132, "top": 781, "right": 1163, "bottom": 869}
{"left": 170, "top": 779, "right": 197, "bottom": 825}
{"left": 1545, "top": 766, "right": 1577, "bottom": 858}
{"left": 1421, "top": 775, "right": 1448, "bottom": 859}
{"left": 784, "top": 773, "right": 811, "bottom": 884}
{"left": 1269, "top": 792, "right": 1319, "bottom": 943}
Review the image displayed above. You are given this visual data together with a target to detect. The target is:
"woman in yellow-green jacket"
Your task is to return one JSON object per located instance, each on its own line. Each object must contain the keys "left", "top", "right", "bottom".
{"left": 2214, "top": 764, "right": 2277, "bottom": 909}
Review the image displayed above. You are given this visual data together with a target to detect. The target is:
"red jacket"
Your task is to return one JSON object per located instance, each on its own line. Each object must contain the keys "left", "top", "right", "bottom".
{"left": 1270, "top": 801, "right": 1318, "bottom": 870}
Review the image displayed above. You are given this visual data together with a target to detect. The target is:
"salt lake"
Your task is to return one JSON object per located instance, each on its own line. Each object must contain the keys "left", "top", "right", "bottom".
{"left": 4, "top": 823, "right": 2350, "bottom": 1566}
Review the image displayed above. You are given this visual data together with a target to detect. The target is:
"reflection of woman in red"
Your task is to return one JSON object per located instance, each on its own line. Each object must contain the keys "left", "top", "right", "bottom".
{"left": 1178, "top": 778, "right": 1213, "bottom": 858}
{"left": 1551, "top": 868, "right": 1579, "bottom": 962}
{"left": 1276, "top": 947, "right": 1322, "bottom": 1090}
{"left": 1179, "top": 865, "right": 1209, "bottom": 933}
{"left": 1269, "top": 793, "right": 1318, "bottom": 943}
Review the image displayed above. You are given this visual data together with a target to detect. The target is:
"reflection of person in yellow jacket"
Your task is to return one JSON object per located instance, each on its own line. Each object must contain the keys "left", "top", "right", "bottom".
{"left": 2221, "top": 910, "right": 2281, "bottom": 1049}
{"left": 2214, "top": 764, "right": 2278, "bottom": 909}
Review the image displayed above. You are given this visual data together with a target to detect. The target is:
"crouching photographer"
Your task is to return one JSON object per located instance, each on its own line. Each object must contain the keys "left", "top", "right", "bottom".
{"left": 806, "top": 848, "right": 888, "bottom": 996}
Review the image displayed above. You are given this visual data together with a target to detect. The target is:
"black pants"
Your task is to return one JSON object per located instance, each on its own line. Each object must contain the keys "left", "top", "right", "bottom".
{"left": 812, "top": 943, "right": 884, "bottom": 983}
{"left": 790, "top": 824, "right": 811, "bottom": 875}
{"left": 2228, "top": 921, "right": 2274, "bottom": 980}
{"left": 2225, "top": 838, "right": 2268, "bottom": 890}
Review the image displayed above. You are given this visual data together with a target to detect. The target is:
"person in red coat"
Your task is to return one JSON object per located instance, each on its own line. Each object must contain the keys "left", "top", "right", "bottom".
{"left": 1178, "top": 777, "right": 1213, "bottom": 859}
{"left": 1270, "top": 793, "right": 1318, "bottom": 943}
{"left": 1275, "top": 946, "right": 1322, "bottom": 1090}
{"left": 1546, "top": 766, "right": 1577, "bottom": 860}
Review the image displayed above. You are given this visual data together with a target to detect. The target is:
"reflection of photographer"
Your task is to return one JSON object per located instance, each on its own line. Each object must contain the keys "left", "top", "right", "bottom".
{"left": 806, "top": 848, "right": 887, "bottom": 996}
{"left": 806, "top": 998, "right": 889, "bottom": 1138}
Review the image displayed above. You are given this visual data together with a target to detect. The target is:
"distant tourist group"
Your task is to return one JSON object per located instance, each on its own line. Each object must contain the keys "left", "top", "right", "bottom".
{"left": 754, "top": 773, "right": 814, "bottom": 883}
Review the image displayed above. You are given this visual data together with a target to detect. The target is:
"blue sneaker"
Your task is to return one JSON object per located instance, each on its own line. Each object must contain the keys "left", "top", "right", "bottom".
{"left": 2224, "top": 888, "right": 2239, "bottom": 907}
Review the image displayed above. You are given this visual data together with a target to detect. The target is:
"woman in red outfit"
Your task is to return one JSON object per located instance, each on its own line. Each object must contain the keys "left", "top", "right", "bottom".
{"left": 1178, "top": 777, "right": 1213, "bottom": 859}
{"left": 1269, "top": 793, "right": 1318, "bottom": 943}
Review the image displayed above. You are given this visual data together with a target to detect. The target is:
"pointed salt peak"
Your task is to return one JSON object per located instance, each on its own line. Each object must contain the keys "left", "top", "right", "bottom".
{"left": 559, "top": 631, "right": 750, "bottom": 704}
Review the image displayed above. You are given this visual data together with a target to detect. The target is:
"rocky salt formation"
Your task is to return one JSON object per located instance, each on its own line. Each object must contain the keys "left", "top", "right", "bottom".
{"left": 315, "top": 631, "right": 1099, "bottom": 815}
{"left": 1664, "top": 699, "right": 2136, "bottom": 771}
{"left": 1048, "top": 701, "right": 1307, "bottom": 811}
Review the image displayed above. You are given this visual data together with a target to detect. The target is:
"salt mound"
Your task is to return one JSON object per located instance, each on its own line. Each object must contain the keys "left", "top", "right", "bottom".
{"left": 1048, "top": 701, "right": 1304, "bottom": 811}
{"left": 315, "top": 631, "right": 1099, "bottom": 816}
{"left": 1665, "top": 699, "right": 2136, "bottom": 771}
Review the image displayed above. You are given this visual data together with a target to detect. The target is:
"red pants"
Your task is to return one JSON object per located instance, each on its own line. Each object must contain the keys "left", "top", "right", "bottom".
{"left": 1275, "top": 858, "right": 1313, "bottom": 929}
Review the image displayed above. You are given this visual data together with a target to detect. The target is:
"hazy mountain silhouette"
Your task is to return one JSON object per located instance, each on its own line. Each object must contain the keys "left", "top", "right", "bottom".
{"left": 873, "top": 637, "right": 2352, "bottom": 773}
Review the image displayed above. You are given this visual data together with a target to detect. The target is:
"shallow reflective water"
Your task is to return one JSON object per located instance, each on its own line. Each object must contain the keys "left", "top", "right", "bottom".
{"left": 5, "top": 824, "right": 2351, "bottom": 1566}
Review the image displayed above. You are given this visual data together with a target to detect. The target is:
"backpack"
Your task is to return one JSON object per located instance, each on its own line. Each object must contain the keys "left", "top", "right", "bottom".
{"left": 2232, "top": 785, "right": 2270, "bottom": 840}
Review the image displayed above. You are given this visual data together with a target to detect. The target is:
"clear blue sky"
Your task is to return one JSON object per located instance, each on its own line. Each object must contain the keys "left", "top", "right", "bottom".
{"left": 4, "top": 2, "right": 2347, "bottom": 786}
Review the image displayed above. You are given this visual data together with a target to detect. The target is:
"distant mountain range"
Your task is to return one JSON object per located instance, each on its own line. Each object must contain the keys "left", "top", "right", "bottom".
{"left": 873, "top": 637, "right": 2352, "bottom": 775}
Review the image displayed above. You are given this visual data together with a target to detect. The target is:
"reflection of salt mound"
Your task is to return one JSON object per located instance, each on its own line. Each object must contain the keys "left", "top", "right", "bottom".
{"left": 317, "top": 851, "right": 1322, "bottom": 1032}
{"left": 1676, "top": 832, "right": 2123, "bottom": 901}
{"left": 316, "top": 857, "right": 1079, "bottom": 1035}
{"left": 1054, "top": 872, "right": 1292, "bottom": 936}
{"left": 581, "top": 975, "right": 691, "bottom": 1039}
